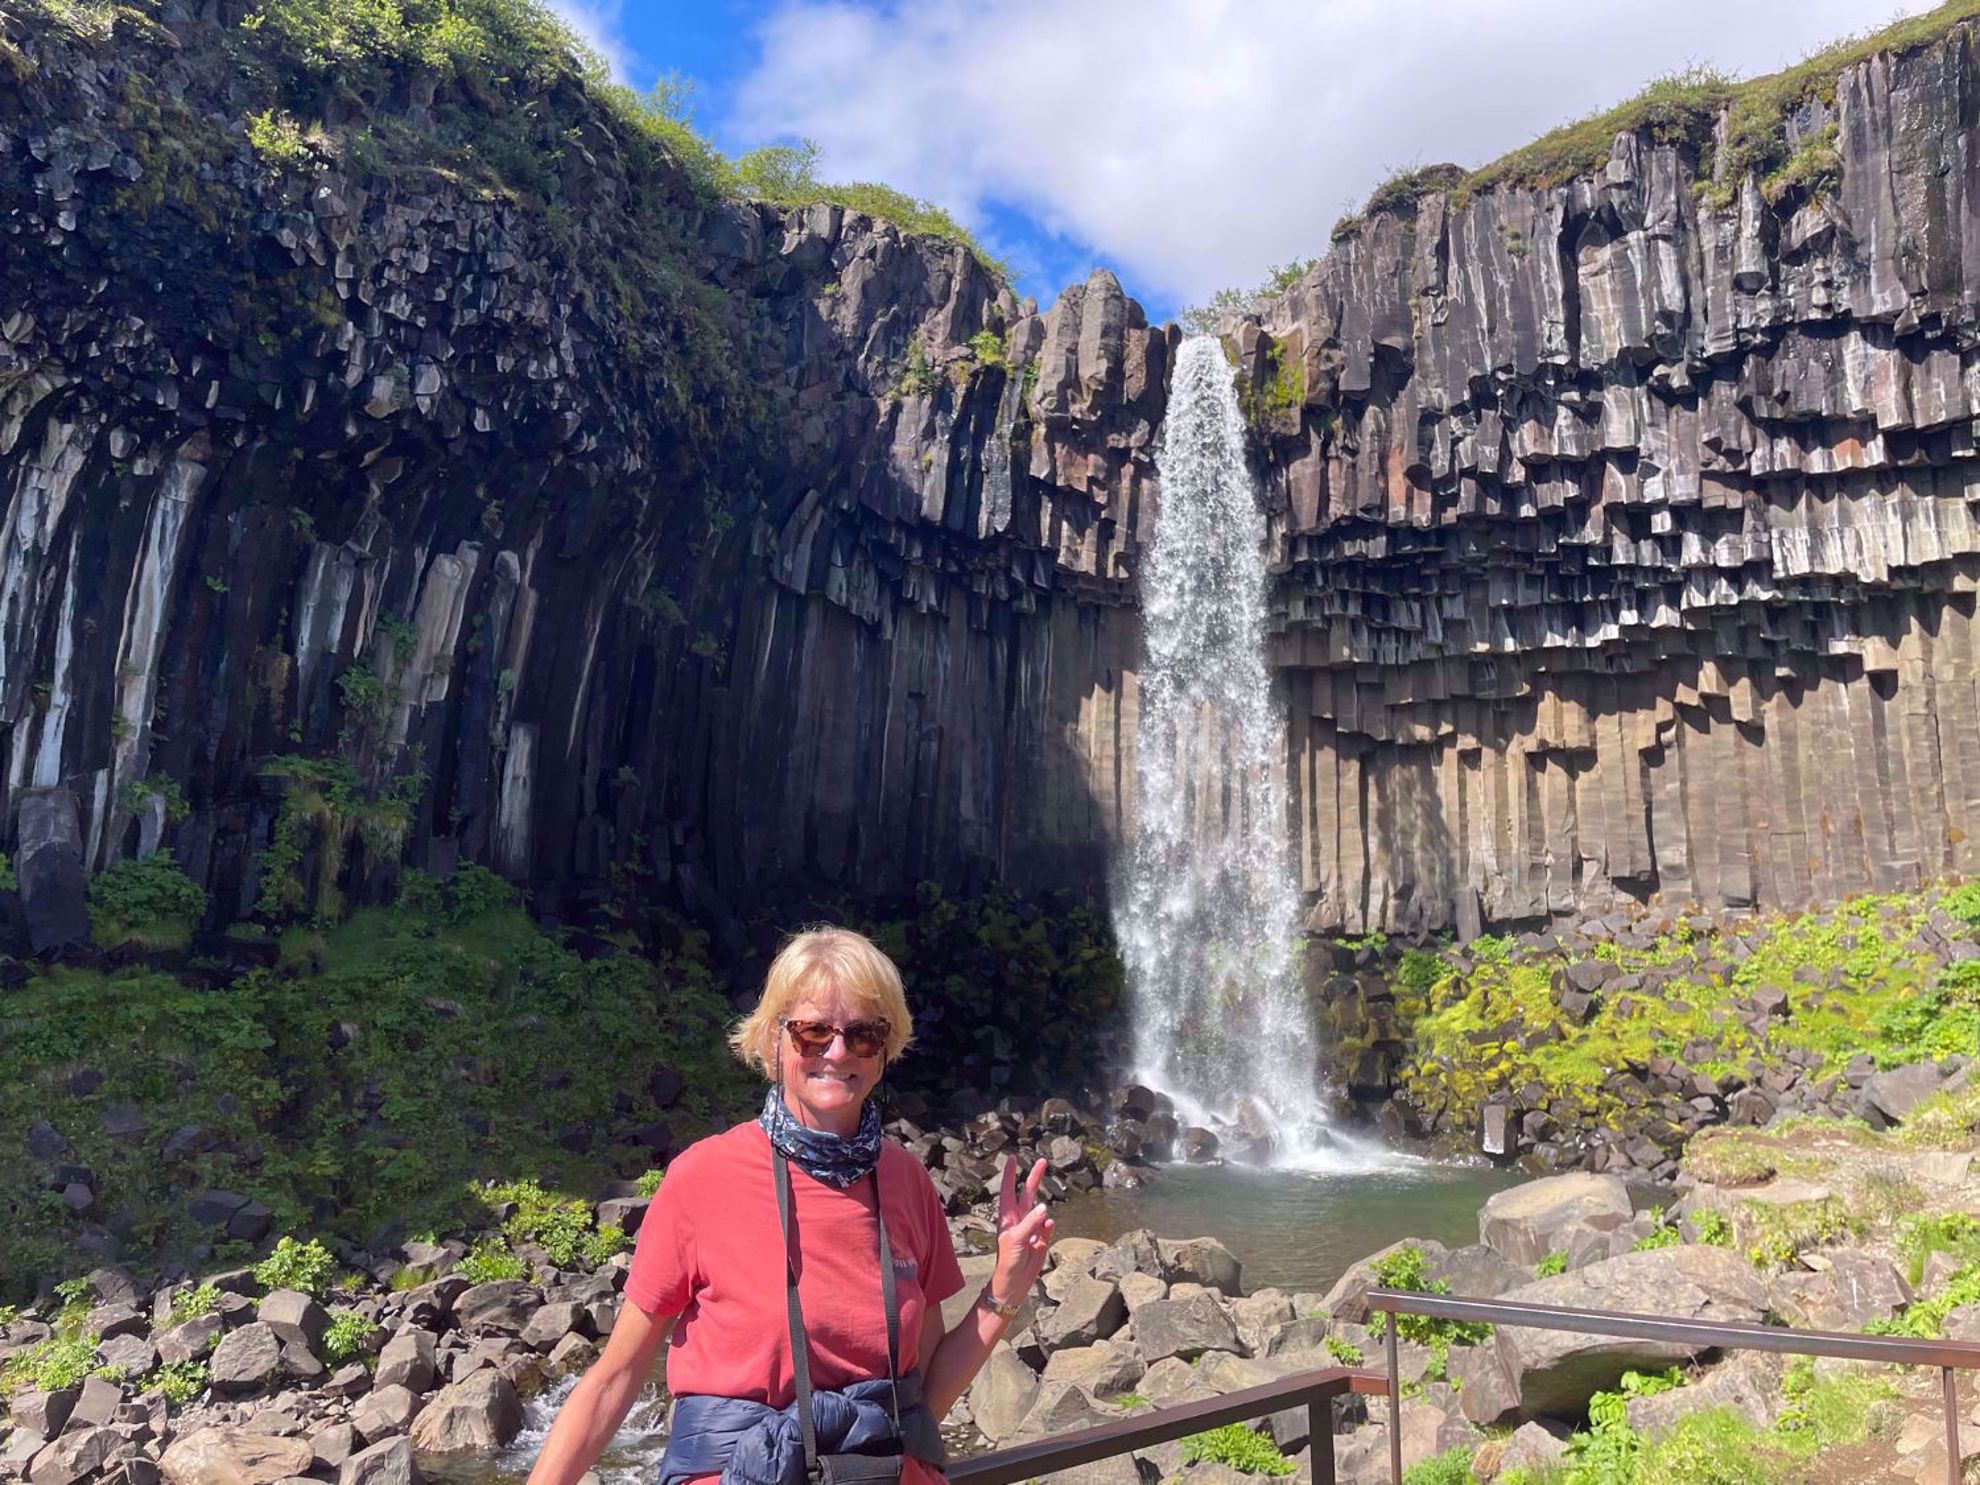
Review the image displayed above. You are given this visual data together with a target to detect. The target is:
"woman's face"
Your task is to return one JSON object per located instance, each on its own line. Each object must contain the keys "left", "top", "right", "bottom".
{"left": 776, "top": 985, "right": 885, "bottom": 1132}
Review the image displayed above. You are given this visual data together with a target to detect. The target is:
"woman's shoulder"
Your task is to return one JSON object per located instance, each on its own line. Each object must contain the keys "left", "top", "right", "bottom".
{"left": 661, "top": 1118, "right": 768, "bottom": 1186}
{"left": 878, "top": 1136, "right": 939, "bottom": 1193}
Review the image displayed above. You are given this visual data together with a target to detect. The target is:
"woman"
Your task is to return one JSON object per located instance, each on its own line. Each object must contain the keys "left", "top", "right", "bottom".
{"left": 528, "top": 926, "right": 1054, "bottom": 1485}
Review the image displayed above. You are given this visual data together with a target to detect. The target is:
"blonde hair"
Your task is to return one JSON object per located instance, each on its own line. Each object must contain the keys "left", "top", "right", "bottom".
{"left": 729, "top": 925, "right": 913, "bottom": 1078}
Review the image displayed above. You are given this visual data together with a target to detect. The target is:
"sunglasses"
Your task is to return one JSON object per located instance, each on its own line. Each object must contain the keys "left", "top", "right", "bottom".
{"left": 782, "top": 1017, "right": 891, "bottom": 1059}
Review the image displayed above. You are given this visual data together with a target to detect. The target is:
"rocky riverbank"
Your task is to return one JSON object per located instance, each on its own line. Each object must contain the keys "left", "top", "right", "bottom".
{"left": 13, "top": 1062, "right": 1980, "bottom": 1485}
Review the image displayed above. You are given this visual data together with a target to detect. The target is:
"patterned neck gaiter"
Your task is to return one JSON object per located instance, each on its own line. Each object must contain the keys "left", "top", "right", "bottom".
{"left": 758, "top": 1085, "right": 883, "bottom": 1188}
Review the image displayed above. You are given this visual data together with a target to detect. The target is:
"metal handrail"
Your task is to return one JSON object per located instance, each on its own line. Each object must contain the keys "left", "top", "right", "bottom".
{"left": 947, "top": 1366, "right": 1388, "bottom": 1485}
{"left": 1366, "top": 1287, "right": 1980, "bottom": 1485}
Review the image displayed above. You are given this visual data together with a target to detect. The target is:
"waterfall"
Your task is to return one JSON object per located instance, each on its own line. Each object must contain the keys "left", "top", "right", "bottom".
{"left": 1116, "top": 335, "right": 1332, "bottom": 1165}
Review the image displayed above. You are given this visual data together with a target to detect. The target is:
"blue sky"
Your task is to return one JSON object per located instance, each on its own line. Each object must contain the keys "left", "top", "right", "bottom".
{"left": 560, "top": 0, "right": 1935, "bottom": 326}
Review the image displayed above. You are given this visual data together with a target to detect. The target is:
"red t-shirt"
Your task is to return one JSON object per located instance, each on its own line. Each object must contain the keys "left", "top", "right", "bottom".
{"left": 626, "top": 1121, "right": 968, "bottom": 1485}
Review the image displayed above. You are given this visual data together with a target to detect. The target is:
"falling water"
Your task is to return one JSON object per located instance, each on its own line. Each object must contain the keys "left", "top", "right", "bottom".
{"left": 1116, "top": 335, "right": 1339, "bottom": 1167}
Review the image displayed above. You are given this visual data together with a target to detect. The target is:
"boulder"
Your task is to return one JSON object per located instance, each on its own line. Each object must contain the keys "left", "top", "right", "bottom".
{"left": 27, "top": 1427, "right": 115, "bottom": 1485}
{"left": 1014, "top": 1382, "right": 1117, "bottom": 1441}
{"left": 1624, "top": 1354, "right": 1780, "bottom": 1437}
{"left": 454, "top": 1282, "right": 539, "bottom": 1337}
{"left": 1768, "top": 1250, "right": 1910, "bottom": 1331}
{"left": 16, "top": 790, "right": 89, "bottom": 955}
{"left": 257, "top": 1291, "right": 328, "bottom": 1350}
{"left": 1497, "top": 1420, "right": 1571, "bottom": 1476}
{"left": 405, "top": 1370, "right": 523, "bottom": 1455}
{"left": 1865, "top": 1062, "right": 1946, "bottom": 1124}
{"left": 1048, "top": 1238, "right": 1106, "bottom": 1275}
{"left": 309, "top": 1425, "right": 358, "bottom": 1472}
{"left": 520, "top": 1301, "right": 585, "bottom": 1352}
{"left": 1117, "top": 1272, "right": 1167, "bottom": 1311}
{"left": 8, "top": 1389, "right": 79, "bottom": 1439}
{"left": 1228, "top": 1292, "right": 1294, "bottom": 1356}
{"left": 373, "top": 1329, "right": 436, "bottom": 1393}
{"left": 1129, "top": 1293, "right": 1241, "bottom": 1363}
{"left": 1158, "top": 1237, "right": 1243, "bottom": 1295}
{"left": 159, "top": 1429, "right": 314, "bottom": 1485}
{"left": 1479, "top": 1173, "right": 1633, "bottom": 1265}
{"left": 337, "top": 1437, "right": 417, "bottom": 1485}
{"left": 351, "top": 1385, "right": 423, "bottom": 1443}
{"left": 208, "top": 1323, "right": 285, "bottom": 1395}
{"left": 1036, "top": 1277, "right": 1125, "bottom": 1351}
{"left": 967, "top": 1343, "right": 1040, "bottom": 1445}
{"left": 1040, "top": 1341, "right": 1144, "bottom": 1397}
{"left": 1449, "top": 1342, "right": 1521, "bottom": 1427}
{"left": 1090, "top": 1230, "right": 1164, "bottom": 1284}
{"left": 1494, "top": 1246, "right": 1768, "bottom": 1416}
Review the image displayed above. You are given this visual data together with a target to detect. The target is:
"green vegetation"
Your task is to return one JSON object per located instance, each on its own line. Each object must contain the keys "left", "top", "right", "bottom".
{"left": 122, "top": 775, "right": 191, "bottom": 826}
{"left": 1868, "top": 1261, "right": 1980, "bottom": 1337}
{"left": 253, "top": 757, "right": 425, "bottom": 923}
{"left": 0, "top": 1282, "right": 107, "bottom": 1393}
{"left": 457, "top": 1240, "right": 529, "bottom": 1284}
{"left": 168, "top": 1282, "right": 224, "bottom": 1324}
{"left": 1366, "top": 1245, "right": 1493, "bottom": 1373}
{"left": 632, "top": 1168, "right": 666, "bottom": 1197}
{"left": 1631, "top": 1208, "right": 1681, "bottom": 1251}
{"left": 254, "top": 1235, "right": 338, "bottom": 1296}
{"left": 0, "top": 867, "right": 753, "bottom": 1301}
{"left": 1400, "top": 887, "right": 1948, "bottom": 1146}
{"left": 1179, "top": 1425, "right": 1296, "bottom": 1476}
{"left": 1180, "top": 258, "right": 1317, "bottom": 334}
{"left": 1402, "top": 1446, "right": 1474, "bottom": 1485}
{"left": 321, "top": 1310, "right": 375, "bottom": 1363}
{"left": 1535, "top": 1250, "right": 1568, "bottom": 1278}
{"left": 88, "top": 853, "right": 207, "bottom": 949}
{"left": 968, "top": 329, "right": 1008, "bottom": 370}
{"left": 145, "top": 1358, "right": 208, "bottom": 1407}
{"left": 245, "top": 108, "right": 318, "bottom": 169}
{"left": 1323, "top": 1335, "right": 1365, "bottom": 1365}
{"left": 482, "top": 1177, "right": 628, "bottom": 1269}
{"left": 1331, "top": 162, "right": 1467, "bottom": 242}
{"left": 0, "top": 852, "right": 15, "bottom": 893}
{"left": 1688, "top": 1210, "right": 1733, "bottom": 1248}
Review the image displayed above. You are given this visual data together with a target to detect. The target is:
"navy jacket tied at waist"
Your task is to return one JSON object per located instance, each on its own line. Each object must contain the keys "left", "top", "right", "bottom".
{"left": 656, "top": 1372, "right": 944, "bottom": 1485}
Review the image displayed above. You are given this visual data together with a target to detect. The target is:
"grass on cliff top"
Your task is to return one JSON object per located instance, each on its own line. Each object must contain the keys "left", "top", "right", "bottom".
{"left": 221, "top": 0, "right": 1008, "bottom": 276}
{"left": 1463, "top": 0, "right": 1980, "bottom": 203}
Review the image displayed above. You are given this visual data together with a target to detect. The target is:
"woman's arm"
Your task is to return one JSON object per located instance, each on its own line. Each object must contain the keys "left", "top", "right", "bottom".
{"left": 526, "top": 1301, "right": 674, "bottom": 1485}
{"left": 921, "top": 1157, "right": 1052, "bottom": 1421}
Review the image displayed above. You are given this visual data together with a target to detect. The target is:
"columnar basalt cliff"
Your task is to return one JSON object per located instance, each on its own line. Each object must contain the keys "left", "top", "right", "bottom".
{"left": 8, "top": 3, "right": 1980, "bottom": 950}
{"left": 0, "top": 4, "right": 1163, "bottom": 946}
{"left": 1240, "top": 20, "right": 1980, "bottom": 934}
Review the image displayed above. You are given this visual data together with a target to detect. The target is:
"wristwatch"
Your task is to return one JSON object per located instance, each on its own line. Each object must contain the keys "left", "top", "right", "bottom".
{"left": 978, "top": 1287, "right": 1024, "bottom": 1321}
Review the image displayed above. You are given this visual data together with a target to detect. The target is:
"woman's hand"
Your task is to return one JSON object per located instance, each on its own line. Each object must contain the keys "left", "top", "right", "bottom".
{"left": 990, "top": 1155, "right": 1053, "bottom": 1306}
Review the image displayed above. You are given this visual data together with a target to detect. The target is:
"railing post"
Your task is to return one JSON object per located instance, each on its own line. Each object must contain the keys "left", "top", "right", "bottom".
{"left": 1944, "top": 1366, "right": 1960, "bottom": 1485}
{"left": 1386, "top": 1322, "right": 1402, "bottom": 1485}
{"left": 1309, "top": 1389, "right": 1335, "bottom": 1485}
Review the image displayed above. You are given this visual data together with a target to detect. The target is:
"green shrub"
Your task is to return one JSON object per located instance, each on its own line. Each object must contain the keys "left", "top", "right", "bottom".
{"left": 967, "top": 330, "right": 1007, "bottom": 369}
{"left": 1896, "top": 1212, "right": 1980, "bottom": 1285}
{"left": 1402, "top": 1447, "right": 1474, "bottom": 1485}
{"left": 1536, "top": 1250, "right": 1567, "bottom": 1277}
{"left": 1469, "top": 934, "right": 1513, "bottom": 964}
{"left": 146, "top": 1359, "right": 208, "bottom": 1406}
{"left": 1633, "top": 1209, "right": 1681, "bottom": 1251}
{"left": 88, "top": 854, "right": 206, "bottom": 947}
{"left": 321, "top": 1310, "right": 374, "bottom": 1363}
{"left": 254, "top": 1236, "right": 337, "bottom": 1298}
{"left": 632, "top": 1169, "right": 665, "bottom": 1197}
{"left": 0, "top": 852, "right": 16, "bottom": 892}
{"left": 1324, "top": 1335, "right": 1364, "bottom": 1365}
{"left": 1179, "top": 1425, "right": 1295, "bottom": 1476}
{"left": 168, "top": 1282, "right": 224, "bottom": 1324}
{"left": 457, "top": 1240, "right": 528, "bottom": 1284}
{"left": 484, "top": 1178, "right": 613, "bottom": 1269}
{"left": 1689, "top": 1210, "right": 1733, "bottom": 1248}
{"left": 1368, "top": 1246, "right": 1493, "bottom": 1348}
{"left": 1868, "top": 1261, "right": 1980, "bottom": 1337}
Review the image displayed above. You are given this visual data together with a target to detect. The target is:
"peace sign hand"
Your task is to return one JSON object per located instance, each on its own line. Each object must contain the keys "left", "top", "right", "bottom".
{"left": 990, "top": 1155, "right": 1053, "bottom": 1315}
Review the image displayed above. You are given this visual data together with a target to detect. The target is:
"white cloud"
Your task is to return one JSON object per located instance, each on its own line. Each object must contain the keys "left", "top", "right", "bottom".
{"left": 728, "top": 0, "right": 1937, "bottom": 314}
{"left": 548, "top": 0, "right": 638, "bottom": 81}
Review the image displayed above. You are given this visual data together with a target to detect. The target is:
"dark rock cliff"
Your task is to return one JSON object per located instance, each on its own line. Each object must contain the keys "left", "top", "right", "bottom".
{"left": 0, "top": 3, "right": 1160, "bottom": 946}
{"left": 7, "top": 3, "right": 1980, "bottom": 947}
{"left": 1240, "top": 19, "right": 1980, "bottom": 934}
